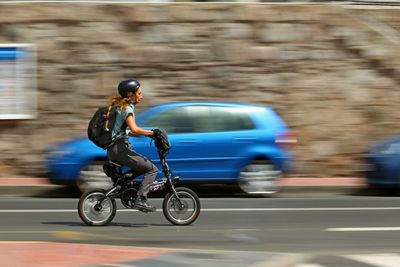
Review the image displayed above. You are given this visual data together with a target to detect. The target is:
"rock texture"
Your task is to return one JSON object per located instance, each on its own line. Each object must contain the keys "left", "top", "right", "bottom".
{"left": 0, "top": 3, "right": 399, "bottom": 178}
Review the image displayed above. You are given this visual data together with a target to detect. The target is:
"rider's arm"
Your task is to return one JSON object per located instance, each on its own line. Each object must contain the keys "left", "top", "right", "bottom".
{"left": 126, "top": 114, "right": 153, "bottom": 136}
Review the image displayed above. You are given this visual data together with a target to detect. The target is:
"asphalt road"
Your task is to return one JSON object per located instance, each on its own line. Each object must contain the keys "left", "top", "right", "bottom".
{"left": 1, "top": 195, "right": 400, "bottom": 255}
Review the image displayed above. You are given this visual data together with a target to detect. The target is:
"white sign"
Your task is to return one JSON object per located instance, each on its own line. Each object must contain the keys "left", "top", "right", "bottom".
{"left": 0, "top": 44, "right": 36, "bottom": 119}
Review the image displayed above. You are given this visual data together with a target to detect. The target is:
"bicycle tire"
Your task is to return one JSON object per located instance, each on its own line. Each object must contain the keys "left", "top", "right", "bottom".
{"left": 162, "top": 187, "right": 200, "bottom": 226}
{"left": 78, "top": 189, "right": 116, "bottom": 226}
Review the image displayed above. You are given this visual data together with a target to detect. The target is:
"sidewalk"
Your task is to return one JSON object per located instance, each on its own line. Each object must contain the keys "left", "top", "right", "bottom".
{"left": 0, "top": 241, "right": 304, "bottom": 267}
{"left": 0, "top": 176, "right": 368, "bottom": 197}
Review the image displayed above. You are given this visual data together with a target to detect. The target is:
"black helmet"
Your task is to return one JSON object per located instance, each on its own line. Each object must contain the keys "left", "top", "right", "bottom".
{"left": 118, "top": 79, "right": 141, "bottom": 98}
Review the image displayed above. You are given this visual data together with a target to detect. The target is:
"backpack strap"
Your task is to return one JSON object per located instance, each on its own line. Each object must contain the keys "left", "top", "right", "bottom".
{"left": 105, "top": 105, "right": 113, "bottom": 131}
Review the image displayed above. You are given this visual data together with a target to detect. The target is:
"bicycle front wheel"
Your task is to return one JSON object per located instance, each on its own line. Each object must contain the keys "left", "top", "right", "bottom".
{"left": 162, "top": 187, "right": 200, "bottom": 226}
{"left": 78, "top": 189, "right": 116, "bottom": 226}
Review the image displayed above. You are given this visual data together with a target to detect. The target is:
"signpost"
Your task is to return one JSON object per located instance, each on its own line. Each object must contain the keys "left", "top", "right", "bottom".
{"left": 0, "top": 44, "right": 36, "bottom": 120}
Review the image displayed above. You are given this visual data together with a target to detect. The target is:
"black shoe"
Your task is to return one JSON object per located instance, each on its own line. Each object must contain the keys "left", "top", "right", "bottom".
{"left": 134, "top": 197, "right": 156, "bottom": 212}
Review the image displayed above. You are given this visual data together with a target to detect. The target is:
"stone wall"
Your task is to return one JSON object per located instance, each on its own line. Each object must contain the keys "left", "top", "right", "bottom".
{"left": 0, "top": 3, "right": 399, "bottom": 178}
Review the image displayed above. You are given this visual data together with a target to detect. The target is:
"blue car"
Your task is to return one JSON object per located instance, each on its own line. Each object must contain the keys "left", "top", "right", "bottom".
{"left": 46, "top": 102, "right": 296, "bottom": 195}
{"left": 365, "top": 135, "right": 400, "bottom": 187}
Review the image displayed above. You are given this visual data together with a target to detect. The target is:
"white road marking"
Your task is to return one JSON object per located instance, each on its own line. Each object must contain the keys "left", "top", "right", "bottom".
{"left": 1, "top": 207, "right": 400, "bottom": 212}
{"left": 326, "top": 227, "right": 400, "bottom": 232}
{"left": 0, "top": 209, "right": 159, "bottom": 213}
{"left": 344, "top": 254, "right": 400, "bottom": 267}
{"left": 202, "top": 207, "right": 400, "bottom": 211}
{"left": 0, "top": 209, "right": 79, "bottom": 212}
{"left": 293, "top": 265, "right": 325, "bottom": 267}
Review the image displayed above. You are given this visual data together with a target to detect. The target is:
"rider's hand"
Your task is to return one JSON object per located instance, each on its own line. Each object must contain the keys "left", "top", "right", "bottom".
{"left": 151, "top": 128, "right": 161, "bottom": 136}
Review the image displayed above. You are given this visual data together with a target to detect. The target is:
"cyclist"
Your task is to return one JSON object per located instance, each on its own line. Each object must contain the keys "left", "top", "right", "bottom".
{"left": 107, "top": 79, "right": 157, "bottom": 212}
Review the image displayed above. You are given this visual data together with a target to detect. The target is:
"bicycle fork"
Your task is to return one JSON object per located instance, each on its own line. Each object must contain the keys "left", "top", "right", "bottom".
{"left": 96, "top": 185, "right": 121, "bottom": 205}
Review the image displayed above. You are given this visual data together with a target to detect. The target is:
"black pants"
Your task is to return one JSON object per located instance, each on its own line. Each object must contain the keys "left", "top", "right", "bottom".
{"left": 107, "top": 138, "right": 158, "bottom": 198}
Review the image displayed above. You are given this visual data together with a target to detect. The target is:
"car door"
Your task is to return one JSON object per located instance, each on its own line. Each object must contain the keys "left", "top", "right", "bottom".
{"left": 142, "top": 105, "right": 256, "bottom": 181}
{"left": 179, "top": 105, "right": 258, "bottom": 181}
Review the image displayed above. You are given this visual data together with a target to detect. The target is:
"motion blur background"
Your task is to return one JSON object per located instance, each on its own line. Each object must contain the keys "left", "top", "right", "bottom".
{"left": 0, "top": 0, "right": 399, "bottom": 179}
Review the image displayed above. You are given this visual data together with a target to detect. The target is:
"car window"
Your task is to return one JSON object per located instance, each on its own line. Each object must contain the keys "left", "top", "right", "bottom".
{"left": 143, "top": 105, "right": 254, "bottom": 134}
{"left": 188, "top": 106, "right": 254, "bottom": 132}
{"left": 142, "top": 107, "right": 193, "bottom": 134}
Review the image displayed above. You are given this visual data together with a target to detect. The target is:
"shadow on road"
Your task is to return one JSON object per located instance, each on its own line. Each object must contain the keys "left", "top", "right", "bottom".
{"left": 41, "top": 221, "right": 174, "bottom": 227}
{"left": 41, "top": 221, "right": 84, "bottom": 227}
{"left": 29, "top": 186, "right": 81, "bottom": 198}
{"left": 349, "top": 185, "right": 400, "bottom": 197}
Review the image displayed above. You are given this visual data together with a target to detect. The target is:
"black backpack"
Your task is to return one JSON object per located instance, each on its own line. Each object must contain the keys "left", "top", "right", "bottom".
{"left": 87, "top": 105, "right": 119, "bottom": 149}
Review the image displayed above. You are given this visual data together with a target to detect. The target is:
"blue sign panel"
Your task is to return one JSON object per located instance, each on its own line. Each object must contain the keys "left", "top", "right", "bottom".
{"left": 0, "top": 44, "right": 36, "bottom": 119}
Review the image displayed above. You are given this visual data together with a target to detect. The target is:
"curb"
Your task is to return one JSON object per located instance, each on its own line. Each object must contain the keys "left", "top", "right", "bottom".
{"left": 278, "top": 177, "right": 368, "bottom": 195}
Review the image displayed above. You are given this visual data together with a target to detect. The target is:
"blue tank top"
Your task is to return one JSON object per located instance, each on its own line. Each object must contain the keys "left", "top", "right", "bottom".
{"left": 112, "top": 104, "right": 135, "bottom": 139}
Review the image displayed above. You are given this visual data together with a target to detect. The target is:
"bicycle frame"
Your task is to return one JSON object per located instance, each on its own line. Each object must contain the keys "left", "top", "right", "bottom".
{"left": 98, "top": 149, "right": 183, "bottom": 206}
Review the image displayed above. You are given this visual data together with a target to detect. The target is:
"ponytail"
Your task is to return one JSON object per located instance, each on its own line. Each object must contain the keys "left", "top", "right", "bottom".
{"left": 110, "top": 95, "right": 130, "bottom": 112}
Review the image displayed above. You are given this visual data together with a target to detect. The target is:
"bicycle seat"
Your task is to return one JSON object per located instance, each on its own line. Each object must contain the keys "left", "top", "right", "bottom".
{"left": 103, "top": 161, "right": 122, "bottom": 181}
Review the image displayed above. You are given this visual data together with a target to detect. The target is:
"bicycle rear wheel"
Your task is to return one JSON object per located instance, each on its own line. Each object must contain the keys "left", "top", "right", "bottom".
{"left": 78, "top": 189, "right": 116, "bottom": 226}
{"left": 162, "top": 187, "right": 200, "bottom": 226}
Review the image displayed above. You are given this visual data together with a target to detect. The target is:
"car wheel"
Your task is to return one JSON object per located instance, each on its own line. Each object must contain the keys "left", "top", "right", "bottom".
{"left": 238, "top": 160, "right": 282, "bottom": 195}
{"left": 76, "top": 161, "right": 113, "bottom": 193}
